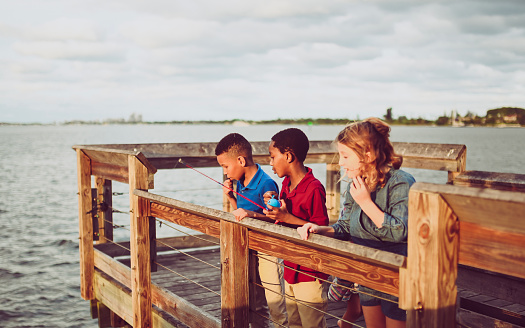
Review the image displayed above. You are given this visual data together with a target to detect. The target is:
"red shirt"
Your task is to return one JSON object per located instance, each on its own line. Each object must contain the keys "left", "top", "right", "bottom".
{"left": 280, "top": 168, "right": 330, "bottom": 284}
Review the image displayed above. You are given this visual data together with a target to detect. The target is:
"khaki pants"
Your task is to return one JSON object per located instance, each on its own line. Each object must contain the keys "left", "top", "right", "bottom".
{"left": 284, "top": 279, "right": 327, "bottom": 328}
{"left": 258, "top": 253, "right": 288, "bottom": 327}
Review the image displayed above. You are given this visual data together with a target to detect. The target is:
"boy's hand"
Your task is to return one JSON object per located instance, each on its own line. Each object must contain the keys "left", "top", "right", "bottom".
{"left": 297, "top": 223, "right": 319, "bottom": 240}
{"left": 223, "top": 178, "right": 234, "bottom": 197}
{"left": 350, "top": 176, "right": 371, "bottom": 206}
{"left": 232, "top": 208, "right": 252, "bottom": 222}
{"left": 263, "top": 191, "right": 277, "bottom": 205}
{"left": 263, "top": 199, "right": 288, "bottom": 222}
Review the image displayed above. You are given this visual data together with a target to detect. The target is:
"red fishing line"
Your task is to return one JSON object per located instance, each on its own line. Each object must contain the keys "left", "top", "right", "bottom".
{"left": 178, "top": 159, "right": 267, "bottom": 211}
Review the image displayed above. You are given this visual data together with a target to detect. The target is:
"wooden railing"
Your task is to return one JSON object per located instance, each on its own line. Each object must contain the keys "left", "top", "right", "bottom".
{"left": 74, "top": 140, "right": 486, "bottom": 328}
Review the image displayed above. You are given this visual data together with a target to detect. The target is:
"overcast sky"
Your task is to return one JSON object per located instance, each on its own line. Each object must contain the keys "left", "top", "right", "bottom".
{"left": 1, "top": 0, "right": 524, "bottom": 123}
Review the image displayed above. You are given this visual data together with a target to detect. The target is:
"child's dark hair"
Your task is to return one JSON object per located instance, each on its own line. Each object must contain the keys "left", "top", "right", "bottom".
{"left": 271, "top": 128, "right": 309, "bottom": 162}
{"left": 215, "top": 133, "right": 253, "bottom": 157}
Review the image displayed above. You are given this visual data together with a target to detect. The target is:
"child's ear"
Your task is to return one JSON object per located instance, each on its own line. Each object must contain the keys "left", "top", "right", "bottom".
{"left": 365, "top": 151, "right": 373, "bottom": 163}
{"left": 285, "top": 152, "right": 295, "bottom": 163}
{"left": 237, "top": 156, "right": 247, "bottom": 167}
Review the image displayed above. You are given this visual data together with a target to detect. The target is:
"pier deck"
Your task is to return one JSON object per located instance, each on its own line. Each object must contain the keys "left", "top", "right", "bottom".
{"left": 113, "top": 246, "right": 525, "bottom": 328}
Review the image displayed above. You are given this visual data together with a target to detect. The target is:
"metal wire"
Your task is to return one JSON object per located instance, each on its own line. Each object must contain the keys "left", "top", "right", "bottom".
{"left": 250, "top": 309, "right": 287, "bottom": 328}
{"left": 154, "top": 261, "right": 221, "bottom": 297}
{"left": 156, "top": 239, "right": 220, "bottom": 271}
{"left": 255, "top": 253, "right": 399, "bottom": 306}
{"left": 153, "top": 218, "right": 220, "bottom": 246}
{"left": 251, "top": 280, "right": 365, "bottom": 328}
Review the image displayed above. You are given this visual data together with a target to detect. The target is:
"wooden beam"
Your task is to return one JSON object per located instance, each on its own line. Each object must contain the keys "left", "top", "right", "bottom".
{"left": 94, "top": 249, "right": 220, "bottom": 328}
{"left": 129, "top": 155, "right": 152, "bottom": 328}
{"left": 220, "top": 220, "right": 250, "bottom": 327}
{"left": 454, "top": 170, "right": 525, "bottom": 192}
{"left": 77, "top": 149, "right": 94, "bottom": 300}
{"left": 459, "top": 221, "right": 525, "bottom": 279}
{"left": 94, "top": 270, "right": 186, "bottom": 328}
{"left": 249, "top": 230, "right": 400, "bottom": 296}
{"left": 400, "top": 189, "right": 459, "bottom": 328}
{"left": 150, "top": 203, "right": 221, "bottom": 239}
{"left": 92, "top": 161, "right": 129, "bottom": 184}
{"left": 411, "top": 182, "right": 525, "bottom": 235}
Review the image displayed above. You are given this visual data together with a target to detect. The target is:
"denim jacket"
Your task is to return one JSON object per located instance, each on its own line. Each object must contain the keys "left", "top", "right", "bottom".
{"left": 332, "top": 169, "right": 415, "bottom": 256}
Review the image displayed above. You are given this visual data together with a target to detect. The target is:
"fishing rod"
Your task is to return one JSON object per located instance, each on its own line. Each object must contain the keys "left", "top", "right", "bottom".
{"left": 178, "top": 158, "right": 268, "bottom": 211}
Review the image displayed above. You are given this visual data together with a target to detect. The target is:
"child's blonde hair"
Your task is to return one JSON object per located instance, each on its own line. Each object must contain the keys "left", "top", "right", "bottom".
{"left": 336, "top": 117, "right": 402, "bottom": 189}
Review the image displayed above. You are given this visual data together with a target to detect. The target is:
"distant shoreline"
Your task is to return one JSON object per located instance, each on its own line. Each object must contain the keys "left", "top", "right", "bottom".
{"left": 1, "top": 120, "right": 523, "bottom": 128}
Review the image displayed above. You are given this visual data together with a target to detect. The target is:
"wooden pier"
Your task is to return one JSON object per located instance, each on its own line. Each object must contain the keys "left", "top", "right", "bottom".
{"left": 73, "top": 140, "right": 525, "bottom": 327}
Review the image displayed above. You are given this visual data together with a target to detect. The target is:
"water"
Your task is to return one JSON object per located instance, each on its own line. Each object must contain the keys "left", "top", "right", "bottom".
{"left": 0, "top": 124, "right": 523, "bottom": 328}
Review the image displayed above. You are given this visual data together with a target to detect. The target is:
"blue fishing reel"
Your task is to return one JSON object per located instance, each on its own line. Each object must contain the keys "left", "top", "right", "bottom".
{"left": 267, "top": 195, "right": 281, "bottom": 208}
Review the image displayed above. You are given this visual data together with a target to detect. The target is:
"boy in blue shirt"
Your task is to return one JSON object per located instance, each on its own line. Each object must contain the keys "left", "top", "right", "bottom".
{"left": 215, "top": 133, "right": 288, "bottom": 327}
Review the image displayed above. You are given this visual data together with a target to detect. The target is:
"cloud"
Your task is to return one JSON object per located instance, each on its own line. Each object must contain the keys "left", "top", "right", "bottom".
{"left": 13, "top": 41, "right": 124, "bottom": 61}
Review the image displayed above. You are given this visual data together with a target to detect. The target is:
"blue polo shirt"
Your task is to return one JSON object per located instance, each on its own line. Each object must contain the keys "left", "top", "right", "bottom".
{"left": 236, "top": 164, "right": 279, "bottom": 214}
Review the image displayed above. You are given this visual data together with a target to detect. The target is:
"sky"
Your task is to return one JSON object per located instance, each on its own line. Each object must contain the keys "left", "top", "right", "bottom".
{"left": 1, "top": 0, "right": 524, "bottom": 123}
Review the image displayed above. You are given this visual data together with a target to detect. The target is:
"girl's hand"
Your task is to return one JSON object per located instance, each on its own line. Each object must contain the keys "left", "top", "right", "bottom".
{"left": 263, "top": 199, "right": 288, "bottom": 222}
{"left": 297, "top": 223, "right": 319, "bottom": 240}
{"left": 350, "top": 176, "right": 371, "bottom": 206}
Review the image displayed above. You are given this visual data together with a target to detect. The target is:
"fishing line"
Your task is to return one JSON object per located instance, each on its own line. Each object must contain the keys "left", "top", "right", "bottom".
{"left": 178, "top": 158, "right": 268, "bottom": 211}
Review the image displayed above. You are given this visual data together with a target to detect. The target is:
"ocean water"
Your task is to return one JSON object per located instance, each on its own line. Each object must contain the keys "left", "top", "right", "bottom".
{"left": 0, "top": 124, "right": 523, "bottom": 328}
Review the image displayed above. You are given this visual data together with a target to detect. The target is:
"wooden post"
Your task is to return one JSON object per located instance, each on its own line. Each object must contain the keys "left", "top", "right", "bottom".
{"left": 129, "top": 155, "right": 152, "bottom": 328}
{"left": 326, "top": 163, "right": 341, "bottom": 224}
{"left": 220, "top": 220, "right": 250, "bottom": 327}
{"left": 399, "top": 189, "right": 459, "bottom": 327}
{"left": 222, "top": 173, "right": 234, "bottom": 213}
{"left": 448, "top": 147, "right": 467, "bottom": 183}
{"left": 96, "top": 177, "right": 113, "bottom": 243}
{"left": 77, "top": 149, "right": 94, "bottom": 300}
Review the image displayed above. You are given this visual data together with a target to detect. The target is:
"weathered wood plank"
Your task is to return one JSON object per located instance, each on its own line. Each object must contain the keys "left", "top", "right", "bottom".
{"left": 92, "top": 161, "right": 129, "bottom": 184}
{"left": 94, "top": 270, "right": 187, "bottom": 328}
{"left": 77, "top": 149, "right": 94, "bottom": 300}
{"left": 220, "top": 220, "right": 250, "bottom": 328}
{"left": 95, "top": 249, "right": 220, "bottom": 327}
{"left": 400, "top": 190, "right": 459, "bottom": 328}
{"left": 78, "top": 141, "right": 465, "bottom": 173}
{"left": 150, "top": 203, "right": 221, "bottom": 238}
{"left": 454, "top": 170, "right": 525, "bottom": 192}
{"left": 459, "top": 221, "right": 525, "bottom": 280}
{"left": 129, "top": 155, "right": 152, "bottom": 328}
{"left": 410, "top": 182, "right": 525, "bottom": 235}
{"left": 249, "top": 230, "right": 400, "bottom": 296}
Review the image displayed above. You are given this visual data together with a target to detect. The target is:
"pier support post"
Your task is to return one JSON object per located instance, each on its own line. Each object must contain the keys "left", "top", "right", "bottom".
{"left": 129, "top": 155, "right": 152, "bottom": 328}
{"left": 220, "top": 220, "right": 250, "bottom": 327}
{"left": 326, "top": 163, "right": 341, "bottom": 224}
{"left": 95, "top": 177, "right": 113, "bottom": 243}
{"left": 400, "top": 187, "right": 459, "bottom": 327}
{"left": 77, "top": 149, "right": 94, "bottom": 300}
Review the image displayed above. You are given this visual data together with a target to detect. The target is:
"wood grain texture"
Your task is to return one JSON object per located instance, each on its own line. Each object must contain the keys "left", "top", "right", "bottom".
{"left": 129, "top": 155, "right": 152, "bottom": 328}
{"left": 95, "top": 177, "right": 113, "bottom": 244}
{"left": 400, "top": 190, "right": 459, "bottom": 328}
{"left": 325, "top": 163, "right": 341, "bottom": 224}
{"left": 77, "top": 149, "right": 94, "bottom": 300}
{"left": 454, "top": 170, "right": 525, "bottom": 192}
{"left": 220, "top": 220, "right": 250, "bottom": 328}
{"left": 150, "top": 203, "right": 221, "bottom": 238}
{"left": 94, "top": 250, "right": 220, "bottom": 327}
{"left": 459, "top": 221, "right": 525, "bottom": 279}
{"left": 249, "top": 231, "right": 400, "bottom": 296}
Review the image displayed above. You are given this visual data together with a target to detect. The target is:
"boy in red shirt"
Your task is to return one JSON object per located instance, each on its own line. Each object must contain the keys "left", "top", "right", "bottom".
{"left": 263, "top": 128, "right": 329, "bottom": 328}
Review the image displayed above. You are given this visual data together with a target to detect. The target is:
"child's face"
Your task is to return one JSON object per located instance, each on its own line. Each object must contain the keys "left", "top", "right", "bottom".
{"left": 217, "top": 153, "right": 244, "bottom": 180}
{"left": 269, "top": 141, "right": 288, "bottom": 178}
{"left": 337, "top": 142, "right": 362, "bottom": 179}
